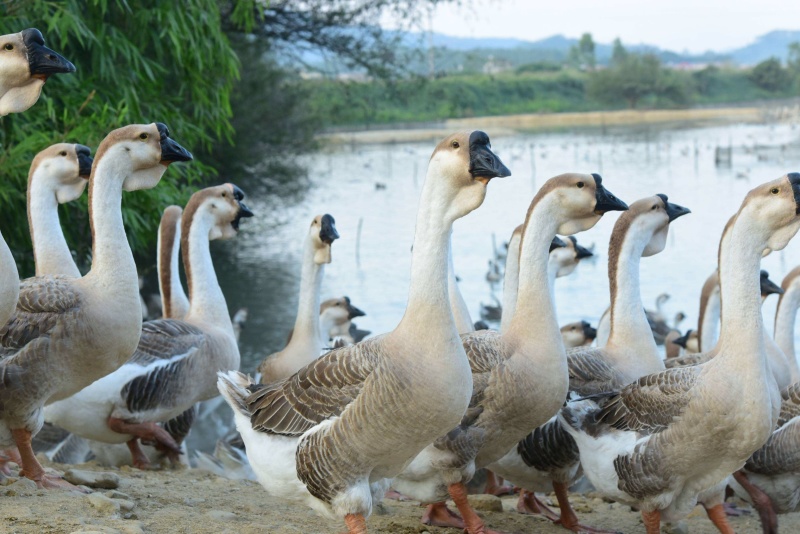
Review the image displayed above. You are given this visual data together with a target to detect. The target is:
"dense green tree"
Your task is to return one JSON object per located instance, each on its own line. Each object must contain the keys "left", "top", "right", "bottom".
{"left": 789, "top": 42, "right": 800, "bottom": 74}
{"left": 611, "top": 38, "right": 628, "bottom": 66}
{"left": 568, "top": 33, "right": 596, "bottom": 71}
{"left": 749, "top": 57, "right": 790, "bottom": 92}
{"left": 588, "top": 51, "right": 688, "bottom": 109}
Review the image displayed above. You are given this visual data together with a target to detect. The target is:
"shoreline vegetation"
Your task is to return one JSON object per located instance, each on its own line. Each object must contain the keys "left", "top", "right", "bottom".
{"left": 319, "top": 102, "right": 799, "bottom": 145}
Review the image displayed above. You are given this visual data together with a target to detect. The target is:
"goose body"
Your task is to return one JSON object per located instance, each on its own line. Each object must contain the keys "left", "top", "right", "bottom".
{"left": 491, "top": 194, "right": 690, "bottom": 527}
{"left": 0, "top": 123, "right": 192, "bottom": 487}
{"left": 390, "top": 173, "right": 628, "bottom": 533}
{"left": 257, "top": 215, "right": 340, "bottom": 384}
{"left": 559, "top": 173, "right": 800, "bottom": 532}
{"left": 218, "top": 131, "right": 510, "bottom": 532}
{"left": 44, "top": 184, "right": 250, "bottom": 467}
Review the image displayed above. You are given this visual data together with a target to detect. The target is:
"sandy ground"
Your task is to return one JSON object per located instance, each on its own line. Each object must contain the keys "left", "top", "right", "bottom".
{"left": 1, "top": 460, "right": 797, "bottom": 534}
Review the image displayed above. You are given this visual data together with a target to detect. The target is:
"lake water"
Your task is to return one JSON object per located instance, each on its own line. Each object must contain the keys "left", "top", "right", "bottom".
{"left": 190, "top": 120, "right": 800, "bottom": 452}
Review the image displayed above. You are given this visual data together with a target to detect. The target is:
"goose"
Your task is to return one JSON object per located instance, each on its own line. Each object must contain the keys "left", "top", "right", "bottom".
{"left": 0, "top": 28, "right": 75, "bottom": 116}
{"left": 664, "top": 330, "right": 684, "bottom": 359}
{"left": 324, "top": 297, "right": 367, "bottom": 344}
{"left": 775, "top": 267, "right": 800, "bottom": 381}
{"left": 491, "top": 194, "right": 690, "bottom": 531}
{"left": 232, "top": 307, "right": 248, "bottom": 343}
{"left": 561, "top": 321, "right": 597, "bottom": 349}
{"left": 218, "top": 130, "right": 510, "bottom": 534}
{"left": 0, "top": 123, "right": 192, "bottom": 488}
{"left": 157, "top": 205, "right": 190, "bottom": 320}
{"left": 672, "top": 329, "right": 700, "bottom": 353}
{"left": 390, "top": 173, "right": 628, "bottom": 534}
{"left": 559, "top": 173, "right": 800, "bottom": 534}
{"left": 698, "top": 270, "right": 721, "bottom": 352}
{"left": 43, "top": 183, "right": 251, "bottom": 469}
{"left": 256, "top": 214, "right": 339, "bottom": 384}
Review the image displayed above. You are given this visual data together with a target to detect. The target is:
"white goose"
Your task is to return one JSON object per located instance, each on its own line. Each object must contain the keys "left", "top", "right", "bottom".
{"left": 218, "top": 131, "right": 510, "bottom": 534}
{"left": 391, "top": 173, "right": 628, "bottom": 534}
{"left": 559, "top": 173, "right": 800, "bottom": 534}
{"left": 0, "top": 123, "right": 192, "bottom": 488}
{"left": 257, "top": 214, "right": 339, "bottom": 383}
{"left": 492, "top": 194, "right": 690, "bottom": 531}
{"left": 44, "top": 184, "right": 252, "bottom": 468}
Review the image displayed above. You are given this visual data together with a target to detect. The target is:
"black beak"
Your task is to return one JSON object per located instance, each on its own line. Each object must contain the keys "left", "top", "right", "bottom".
{"left": 592, "top": 173, "right": 628, "bottom": 214}
{"left": 320, "top": 214, "right": 339, "bottom": 245}
{"left": 550, "top": 236, "right": 567, "bottom": 252}
{"left": 761, "top": 270, "right": 784, "bottom": 296}
{"left": 656, "top": 194, "right": 691, "bottom": 222}
{"left": 569, "top": 236, "right": 594, "bottom": 259}
{"left": 344, "top": 296, "right": 366, "bottom": 319}
{"left": 228, "top": 184, "right": 254, "bottom": 231}
{"left": 156, "top": 122, "right": 193, "bottom": 164}
{"left": 581, "top": 321, "right": 597, "bottom": 340}
{"left": 469, "top": 131, "right": 511, "bottom": 180}
{"left": 22, "top": 28, "right": 76, "bottom": 77}
{"left": 789, "top": 173, "right": 800, "bottom": 215}
{"left": 75, "top": 144, "right": 93, "bottom": 177}
{"left": 673, "top": 330, "right": 692, "bottom": 348}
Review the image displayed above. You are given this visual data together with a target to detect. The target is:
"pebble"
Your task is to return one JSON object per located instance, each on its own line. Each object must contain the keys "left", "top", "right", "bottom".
{"left": 183, "top": 497, "right": 206, "bottom": 506}
{"left": 65, "top": 469, "right": 120, "bottom": 489}
{"left": 205, "top": 509, "right": 237, "bottom": 521}
{"left": 4, "top": 477, "right": 38, "bottom": 496}
{"left": 466, "top": 494, "right": 504, "bottom": 512}
{"left": 86, "top": 492, "right": 121, "bottom": 515}
{"left": 106, "top": 490, "right": 132, "bottom": 500}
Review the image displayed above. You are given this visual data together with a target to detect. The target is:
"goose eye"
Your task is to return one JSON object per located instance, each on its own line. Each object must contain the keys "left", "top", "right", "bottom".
{"left": 576, "top": 181, "right": 584, "bottom": 188}
{"left": 59, "top": 151, "right": 67, "bottom": 157}
{"left": 221, "top": 191, "right": 227, "bottom": 198}
{"left": 652, "top": 205, "right": 658, "bottom": 210}
{"left": 139, "top": 133, "right": 148, "bottom": 140}
{"left": 771, "top": 188, "right": 780, "bottom": 195}
{"left": 451, "top": 141, "right": 459, "bottom": 149}
{"left": 3, "top": 44, "right": 13, "bottom": 51}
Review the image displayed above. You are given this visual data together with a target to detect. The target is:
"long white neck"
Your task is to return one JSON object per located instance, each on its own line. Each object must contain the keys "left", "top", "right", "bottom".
{"left": 85, "top": 157, "right": 139, "bottom": 294}
{"left": 28, "top": 171, "right": 80, "bottom": 277}
{"left": 506, "top": 197, "right": 563, "bottom": 355}
{"left": 699, "top": 285, "right": 721, "bottom": 352}
{"left": 500, "top": 233, "right": 521, "bottom": 334}
{"left": 288, "top": 237, "right": 325, "bottom": 349}
{"left": 448, "top": 244, "right": 474, "bottom": 335}
{"left": 184, "top": 214, "right": 233, "bottom": 337}
{"left": 717, "top": 217, "right": 766, "bottom": 369}
{"left": 0, "top": 233, "right": 19, "bottom": 326}
{"left": 607, "top": 224, "right": 659, "bottom": 358}
{"left": 158, "top": 221, "right": 189, "bottom": 320}
{"left": 775, "top": 284, "right": 800, "bottom": 381}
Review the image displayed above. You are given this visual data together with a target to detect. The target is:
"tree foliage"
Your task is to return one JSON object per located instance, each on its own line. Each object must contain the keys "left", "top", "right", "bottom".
{"left": 568, "top": 33, "right": 596, "bottom": 71}
{"left": 749, "top": 57, "right": 791, "bottom": 92}
{"left": 0, "top": 0, "right": 251, "bottom": 276}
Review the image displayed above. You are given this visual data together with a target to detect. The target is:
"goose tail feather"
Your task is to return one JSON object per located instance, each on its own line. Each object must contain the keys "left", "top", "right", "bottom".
{"left": 217, "top": 370, "right": 253, "bottom": 418}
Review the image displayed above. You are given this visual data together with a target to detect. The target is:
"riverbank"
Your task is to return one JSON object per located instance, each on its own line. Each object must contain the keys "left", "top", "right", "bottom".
{"left": 318, "top": 104, "right": 797, "bottom": 145}
{"left": 0, "top": 460, "right": 793, "bottom": 533}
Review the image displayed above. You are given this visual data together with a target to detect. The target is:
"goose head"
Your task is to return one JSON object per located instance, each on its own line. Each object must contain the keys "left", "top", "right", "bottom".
{"left": 760, "top": 270, "right": 784, "bottom": 302}
{"left": 320, "top": 296, "right": 365, "bottom": 328}
{"left": 184, "top": 183, "right": 254, "bottom": 241}
{"left": 309, "top": 214, "right": 339, "bottom": 264}
{"left": 93, "top": 123, "right": 192, "bottom": 191}
{"left": 0, "top": 28, "right": 75, "bottom": 115}
{"left": 611, "top": 194, "right": 690, "bottom": 258}
{"left": 428, "top": 131, "right": 511, "bottom": 222}
{"left": 551, "top": 235, "right": 593, "bottom": 278}
{"left": 560, "top": 320, "right": 597, "bottom": 348}
{"left": 740, "top": 173, "right": 800, "bottom": 254}
{"left": 673, "top": 329, "right": 700, "bottom": 352}
{"left": 538, "top": 173, "right": 629, "bottom": 235}
{"left": 28, "top": 143, "right": 93, "bottom": 203}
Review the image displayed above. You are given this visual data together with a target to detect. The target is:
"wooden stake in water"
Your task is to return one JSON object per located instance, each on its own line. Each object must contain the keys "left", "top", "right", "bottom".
{"left": 356, "top": 217, "right": 364, "bottom": 269}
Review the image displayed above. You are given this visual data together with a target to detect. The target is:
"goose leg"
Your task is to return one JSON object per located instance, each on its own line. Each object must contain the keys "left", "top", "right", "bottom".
{"left": 344, "top": 513, "right": 367, "bottom": 534}
{"left": 11, "top": 428, "right": 83, "bottom": 491}
{"left": 703, "top": 503, "right": 735, "bottom": 534}
{"left": 125, "top": 439, "right": 151, "bottom": 469}
{"left": 421, "top": 501, "right": 465, "bottom": 529}
{"left": 447, "top": 482, "right": 504, "bottom": 534}
{"left": 553, "top": 481, "right": 620, "bottom": 533}
{"left": 0, "top": 446, "right": 22, "bottom": 475}
{"left": 733, "top": 471, "right": 777, "bottom": 534}
{"left": 516, "top": 489, "right": 561, "bottom": 521}
{"left": 108, "top": 416, "right": 182, "bottom": 465}
{"left": 483, "top": 470, "right": 515, "bottom": 496}
{"left": 641, "top": 509, "right": 660, "bottom": 534}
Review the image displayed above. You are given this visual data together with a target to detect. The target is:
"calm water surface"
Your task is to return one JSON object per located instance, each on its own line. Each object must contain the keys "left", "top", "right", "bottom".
{"left": 190, "top": 121, "right": 800, "bottom": 452}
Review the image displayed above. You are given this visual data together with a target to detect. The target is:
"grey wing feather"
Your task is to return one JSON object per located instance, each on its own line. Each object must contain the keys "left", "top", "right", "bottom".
{"left": 517, "top": 418, "right": 579, "bottom": 473}
{"left": 745, "top": 418, "right": 800, "bottom": 475}
{"left": 595, "top": 366, "right": 701, "bottom": 434}
{"left": 567, "top": 347, "right": 624, "bottom": 397}
{"left": 246, "top": 336, "right": 383, "bottom": 436}
{"left": 433, "top": 406, "right": 486, "bottom": 469}
{"left": 462, "top": 330, "right": 506, "bottom": 409}
{"left": 128, "top": 319, "right": 206, "bottom": 366}
{"left": 664, "top": 352, "right": 710, "bottom": 368}
{"left": 778, "top": 383, "right": 800, "bottom": 428}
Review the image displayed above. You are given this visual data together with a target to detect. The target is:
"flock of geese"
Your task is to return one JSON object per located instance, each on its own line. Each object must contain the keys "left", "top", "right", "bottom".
{"left": 5, "top": 27, "right": 800, "bottom": 534}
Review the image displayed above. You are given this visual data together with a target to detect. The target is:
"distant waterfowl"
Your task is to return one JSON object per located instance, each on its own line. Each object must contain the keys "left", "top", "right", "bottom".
{"left": 324, "top": 297, "right": 367, "bottom": 344}
{"left": 256, "top": 214, "right": 339, "bottom": 384}
{"left": 0, "top": 123, "right": 192, "bottom": 489}
{"left": 672, "top": 329, "right": 700, "bottom": 354}
{"left": 0, "top": 28, "right": 75, "bottom": 116}
{"left": 492, "top": 194, "right": 689, "bottom": 531}
{"left": 390, "top": 173, "right": 627, "bottom": 534}
{"left": 560, "top": 173, "right": 800, "bottom": 534}
{"left": 219, "top": 130, "right": 510, "bottom": 534}
{"left": 561, "top": 321, "right": 597, "bottom": 349}
{"left": 44, "top": 183, "right": 250, "bottom": 469}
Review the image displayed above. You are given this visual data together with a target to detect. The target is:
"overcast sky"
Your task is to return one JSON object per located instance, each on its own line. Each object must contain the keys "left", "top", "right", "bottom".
{"left": 386, "top": 0, "right": 800, "bottom": 53}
